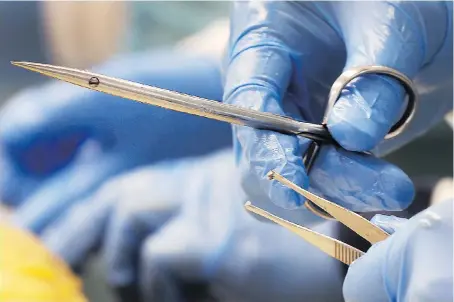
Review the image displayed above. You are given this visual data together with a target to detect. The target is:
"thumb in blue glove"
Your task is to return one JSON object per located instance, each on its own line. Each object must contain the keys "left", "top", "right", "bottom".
{"left": 327, "top": 2, "right": 452, "bottom": 151}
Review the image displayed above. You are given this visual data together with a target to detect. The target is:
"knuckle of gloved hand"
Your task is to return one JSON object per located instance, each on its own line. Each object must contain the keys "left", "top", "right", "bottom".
{"left": 223, "top": 63, "right": 290, "bottom": 114}
{"left": 224, "top": 32, "right": 292, "bottom": 102}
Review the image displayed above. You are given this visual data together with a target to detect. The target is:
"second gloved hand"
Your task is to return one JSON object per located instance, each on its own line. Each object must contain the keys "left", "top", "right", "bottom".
{"left": 222, "top": 2, "right": 452, "bottom": 221}
{"left": 39, "top": 149, "right": 346, "bottom": 302}
{"left": 343, "top": 199, "right": 453, "bottom": 302}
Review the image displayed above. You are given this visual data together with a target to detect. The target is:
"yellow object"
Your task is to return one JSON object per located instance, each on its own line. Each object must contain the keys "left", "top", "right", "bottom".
{"left": 0, "top": 222, "right": 87, "bottom": 302}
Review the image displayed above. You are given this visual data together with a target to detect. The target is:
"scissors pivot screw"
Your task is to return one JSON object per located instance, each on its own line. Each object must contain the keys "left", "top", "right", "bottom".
{"left": 88, "top": 76, "right": 100, "bottom": 87}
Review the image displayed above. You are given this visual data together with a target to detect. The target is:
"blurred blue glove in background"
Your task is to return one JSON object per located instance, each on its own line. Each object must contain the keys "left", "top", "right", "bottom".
{"left": 222, "top": 2, "right": 452, "bottom": 221}
{"left": 0, "top": 49, "right": 232, "bottom": 233}
{"left": 344, "top": 198, "right": 453, "bottom": 302}
{"left": 40, "top": 149, "right": 345, "bottom": 302}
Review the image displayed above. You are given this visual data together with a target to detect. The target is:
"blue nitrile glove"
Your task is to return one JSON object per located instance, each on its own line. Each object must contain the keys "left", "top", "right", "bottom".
{"left": 40, "top": 149, "right": 345, "bottom": 302}
{"left": 344, "top": 199, "right": 453, "bottom": 302}
{"left": 222, "top": 2, "right": 453, "bottom": 223}
{"left": 0, "top": 49, "right": 232, "bottom": 233}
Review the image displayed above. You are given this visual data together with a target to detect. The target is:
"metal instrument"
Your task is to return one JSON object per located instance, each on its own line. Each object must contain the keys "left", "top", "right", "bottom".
{"left": 11, "top": 61, "right": 417, "bottom": 265}
{"left": 245, "top": 201, "right": 365, "bottom": 266}
{"left": 245, "top": 170, "right": 390, "bottom": 265}
{"left": 11, "top": 61, "right": 418, "bottom": 220}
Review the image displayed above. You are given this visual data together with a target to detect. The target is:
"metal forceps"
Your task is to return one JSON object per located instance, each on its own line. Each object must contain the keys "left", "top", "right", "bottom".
{"left": 11, "top": 62, "right": 418, "bottom": 264}
{"left": 245, "top": 170, "right": 388, "bottom": 265}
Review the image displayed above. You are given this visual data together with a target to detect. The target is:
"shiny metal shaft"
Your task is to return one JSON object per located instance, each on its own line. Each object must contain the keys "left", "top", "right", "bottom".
{"left": 11, "top": 61, "right": 333, "bottom": 143}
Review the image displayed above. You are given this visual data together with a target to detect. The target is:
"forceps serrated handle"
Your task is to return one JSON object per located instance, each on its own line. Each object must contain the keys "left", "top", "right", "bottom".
{"left": 334, "top": 241, "right": 364, "bottom": 265}
{"left": 244, "top": 201, "right": 365, "bottom": 266}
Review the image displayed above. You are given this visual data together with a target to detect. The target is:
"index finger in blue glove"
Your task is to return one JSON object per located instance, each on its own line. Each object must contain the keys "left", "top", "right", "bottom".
{"left": 223, "top": 2, "right": 328, "bottom": 209}
{"left": 343, "top": 199, "right": 453, "bottom": 302}
{"left": 370, "top": 214, "right": 408, "bottom": 234}
{"left": 310, "top": 145, "right": 414, "bottom": 212}
{"left": 327, "top": 2, "right": 451, "bottom": 151}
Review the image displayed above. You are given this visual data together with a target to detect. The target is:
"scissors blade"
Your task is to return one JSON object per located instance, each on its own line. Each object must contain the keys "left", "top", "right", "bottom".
{"left": 267, "top": 171, "right": 389, "bottom": 244}
{"left": 244, "top": 201, "right": 364, "bottom": 265}
{"left": 11, "top": 61, "right": 332, "bottom": 143}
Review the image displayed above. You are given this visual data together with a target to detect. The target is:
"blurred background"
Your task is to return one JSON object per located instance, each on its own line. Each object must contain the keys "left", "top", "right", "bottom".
{"left": 1, "top": 2, "right": 231, "bottom": 301}
{"left": 0, "top": 2, "right": 451, "bottom": 302}
{"left": 1, "top": 1, "right": 230, "bottom": 99}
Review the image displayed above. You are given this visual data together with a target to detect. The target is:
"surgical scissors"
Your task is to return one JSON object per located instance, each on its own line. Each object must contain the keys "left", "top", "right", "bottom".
{"left": 11, "top": 61, "right": 418, "bottom": 221}
{"left": 11, "top": 62, "right": 417, "bottom": 264}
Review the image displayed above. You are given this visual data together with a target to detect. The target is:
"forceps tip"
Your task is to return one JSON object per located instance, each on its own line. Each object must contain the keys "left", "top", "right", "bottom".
{"left": 244, "top": 201, "right": 256, "bottom": 212}
{"left": 266, "top": 170, "right": 276, "bottom": 180}
{"left": 244, "top": 201, "right": 270, "bottom": 218}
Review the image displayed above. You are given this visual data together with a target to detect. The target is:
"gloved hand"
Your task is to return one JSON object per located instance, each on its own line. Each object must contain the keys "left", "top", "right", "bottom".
{"left": 0, "top": 49, "right": 232, "bottom": 233}
{"left": 222, "top": 2, "right": 453, "bottom": 222}
{"left": 343, "top": 198, "right": 453, "bottom": 302}
{"left": 39, "top": 149, "right": 345, "bottom": 302}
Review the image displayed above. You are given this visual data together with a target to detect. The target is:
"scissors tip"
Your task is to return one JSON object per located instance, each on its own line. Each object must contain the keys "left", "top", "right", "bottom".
{"left": 10, "top": 62, "right": 83, "bottom": 85}
{"left": 11, "top": 61, "right": 45, "bottom": 72}
{"left": 11, "top": 61, "right": 29, "bottom": 66}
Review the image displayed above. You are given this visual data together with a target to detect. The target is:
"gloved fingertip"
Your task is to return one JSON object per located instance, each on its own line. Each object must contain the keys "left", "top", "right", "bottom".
{"left": 327, "top": 75, "right": 406, "bottom": 151}
{"left": 379, "top": 166, "right": 415, "bottom": 211}
{"left": 327, "top": 104, "right": 379, "bottom": 151}
{"left": 370, "top": 214, "right": 408, "bottom": 234}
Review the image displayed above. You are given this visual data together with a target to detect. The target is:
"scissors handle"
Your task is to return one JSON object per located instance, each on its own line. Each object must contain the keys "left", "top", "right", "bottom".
{"left": 11, "top": 62, "right": 416, "bottom": 221}
{"left": 303, "top": 65, "right": 418, "bottom": 219}
{"left": 323, "top": 65, "right": 418, "bottom": 139}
